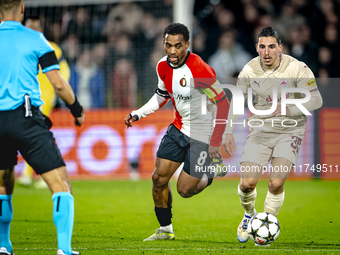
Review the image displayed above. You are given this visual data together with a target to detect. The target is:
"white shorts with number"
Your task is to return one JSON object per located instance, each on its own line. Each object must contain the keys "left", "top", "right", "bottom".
{"left": 240, "top": 130, "right": 304, "bottom": 166}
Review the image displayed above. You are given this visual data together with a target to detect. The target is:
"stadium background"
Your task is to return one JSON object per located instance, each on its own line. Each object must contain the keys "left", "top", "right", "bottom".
{"left": 21, "top": 0, "right": 340, "bottom": 179}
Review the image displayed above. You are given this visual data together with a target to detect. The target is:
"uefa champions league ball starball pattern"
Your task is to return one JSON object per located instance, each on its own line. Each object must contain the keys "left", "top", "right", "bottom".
{"left": 247, "top": 212, "right": 280, "bottom": 245}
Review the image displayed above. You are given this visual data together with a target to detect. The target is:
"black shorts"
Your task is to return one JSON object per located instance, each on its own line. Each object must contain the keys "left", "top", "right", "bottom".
{"left": 0, "top": 106, "right": 65, "bottom": 174}
{"left": 156, "top": 124, "right": 213, "bottom": 179}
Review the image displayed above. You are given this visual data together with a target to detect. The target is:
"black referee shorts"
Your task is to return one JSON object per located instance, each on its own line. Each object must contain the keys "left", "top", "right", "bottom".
{"left": 0, "top": 106, "right": 65, "bottom": 174}
{"left": 156, "top": 124, "right": 213, "bottom": 179}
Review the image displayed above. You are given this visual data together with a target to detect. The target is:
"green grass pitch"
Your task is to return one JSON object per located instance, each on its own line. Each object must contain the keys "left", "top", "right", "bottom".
{"left": 11, "top": 179, "right": 340, "bottom": 254}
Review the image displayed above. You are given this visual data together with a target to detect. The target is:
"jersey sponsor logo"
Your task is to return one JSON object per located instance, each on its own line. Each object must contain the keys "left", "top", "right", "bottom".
{"left": 266, "top": 93, "right": 289, "bottom": 102}
{"left": 279, "top": 79, "right": 289, "bottom": 87}
{"left": 180, "top": 77, "right": 187, "bottom": 87}
{"left": 175, "top": 94, "right": 192, "bottom": 100}
{"left": 306, "top": 78, "right": 316, "bottom": 86}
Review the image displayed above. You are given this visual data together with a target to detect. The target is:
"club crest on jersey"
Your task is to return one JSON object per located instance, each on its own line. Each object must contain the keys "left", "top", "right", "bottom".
{"left": 180, "top": 78, "right": 187, "bottom": 87}
{"left": 279, "top": 79, "right": 289, "bottom": 87}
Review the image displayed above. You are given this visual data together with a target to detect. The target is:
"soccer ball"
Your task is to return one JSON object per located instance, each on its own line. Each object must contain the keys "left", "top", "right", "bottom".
{"left": 247, "top": 212, "right": 280, "bottom": 245}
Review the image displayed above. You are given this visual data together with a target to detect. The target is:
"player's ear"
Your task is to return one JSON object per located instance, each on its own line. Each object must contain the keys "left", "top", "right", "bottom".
{"left": 278, "top": 44, "right": 283, "bottom": 53}
{"left": 255, "top": 44, "right": 259, "bottom": 53}
{"left": 186, "top": 40, "right": 190, "bottom": 50}
{"left": 21, "top": 3, "right": 25, "bottom": 14}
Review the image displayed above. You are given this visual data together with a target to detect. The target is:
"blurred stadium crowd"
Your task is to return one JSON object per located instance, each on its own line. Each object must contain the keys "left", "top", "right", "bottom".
{"left": 24, "top": 0, "right": 340, "bottom": 108}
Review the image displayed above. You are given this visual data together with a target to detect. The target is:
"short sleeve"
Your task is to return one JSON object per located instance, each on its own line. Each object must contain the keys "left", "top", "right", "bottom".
{"left": 296, "top": 62, "right": 318, "bottom": 91}
{"left": 37, "top": 34, "right": 60, "bottom": 73}
{"left": 156, "top": 62, "right": 167, "bottom": 91}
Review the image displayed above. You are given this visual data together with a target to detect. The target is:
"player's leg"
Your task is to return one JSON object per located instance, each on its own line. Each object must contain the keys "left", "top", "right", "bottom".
{"left": 264, "top": 157, "right": 293, "bottom": 216}
{"left": 236, "top": 134, "right": 273, "bottom": 243}
{"left": 0, "top": 167, "right": 15, "bottom": 255}
{"left": 143, "top": 157, "right": 181, "bottom": 241}
{"left": 264, "top": 134, "right": 303, "bottom": 217}
{"left": 144, "top": 124, "right": 186, "bottom": 241}
{"left": 177, "top": 140, "right": 213, "bottom": 198}
{"left": 19, "top": 108, "right": 78, "bottom": 255}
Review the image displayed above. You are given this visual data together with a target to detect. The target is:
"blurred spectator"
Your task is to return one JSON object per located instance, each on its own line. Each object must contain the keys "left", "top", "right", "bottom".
{"left": 111, "top": 59, "right": 137, "bottom": 108}
{"left": 65, "top": 7, "right": 93, "bottom": 44}
{"left": 69, "top": 47, "right": 105, "bottom": 109}
{"left": 208, "top": 29, "right": 251, "bottom": 99}
{"left": 289, "top": 25, "right": 318, "bottom": 74}
{"left": 274, "top": 3, "right": 306, "bottom": 43}
{"left": 104, "top": 3, "right": 143, "bottom": 37}
{"left": 62, "top": 34, "right": 80, "bottom": 66}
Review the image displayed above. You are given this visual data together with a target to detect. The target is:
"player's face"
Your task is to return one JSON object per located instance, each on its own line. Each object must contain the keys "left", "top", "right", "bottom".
{"left": 256, "top": 37, "right": 283, "bottom": 69}
{"left": 164, "top": 33, "right": 189, "bottom": 66}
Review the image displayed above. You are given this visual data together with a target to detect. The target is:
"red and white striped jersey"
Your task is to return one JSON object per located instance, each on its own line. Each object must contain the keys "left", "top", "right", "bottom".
{"left": 156, "top": 52, "right": 229, "bottom": 146}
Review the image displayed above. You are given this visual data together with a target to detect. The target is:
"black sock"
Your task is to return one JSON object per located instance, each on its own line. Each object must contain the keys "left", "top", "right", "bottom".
{"left": 155, "top": 206, "right": 172, "bottom": 226}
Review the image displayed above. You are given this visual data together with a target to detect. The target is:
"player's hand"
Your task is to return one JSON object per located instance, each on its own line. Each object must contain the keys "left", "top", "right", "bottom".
{"left": 124, "top": 113, "right": 137, "bottom": 128}
{"left": 223, "top": 134, "right": 236, "bottom": 156}
{"left": 75, "top": 114, "right": 85, "bottom": 127}
{"left": 208, "top": 145, "right": 221, "bottom": 159}
{"left": 272, "top": 104, "right": 290, "bottom": 117}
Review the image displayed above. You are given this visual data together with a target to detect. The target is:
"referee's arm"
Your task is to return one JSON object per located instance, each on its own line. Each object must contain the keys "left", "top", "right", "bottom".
{"left": 46, "top": 70, "right": 85, "bottom": 126}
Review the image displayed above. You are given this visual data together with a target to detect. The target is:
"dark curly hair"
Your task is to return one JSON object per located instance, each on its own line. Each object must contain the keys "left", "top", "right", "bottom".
{"left": 163, "top": 23, "right": 190, "bottom": 42}
{"left": 257, "top": 27, "right": 282, "bottom": 45}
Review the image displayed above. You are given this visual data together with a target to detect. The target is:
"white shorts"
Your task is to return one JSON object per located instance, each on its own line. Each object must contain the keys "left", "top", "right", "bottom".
{"left": 240, "top": 131, "right": 303, "bottom": 166}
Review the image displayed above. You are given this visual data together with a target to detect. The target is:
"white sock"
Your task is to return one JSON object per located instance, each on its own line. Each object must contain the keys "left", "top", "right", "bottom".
{"left": 238, "top": 185, "right": 257, "bottom": 216}
{"left": 160, "top": 223, "right": 173, "bottom": 233}
{"left": 264, "top": 191, "right": 285, "bottom": 216}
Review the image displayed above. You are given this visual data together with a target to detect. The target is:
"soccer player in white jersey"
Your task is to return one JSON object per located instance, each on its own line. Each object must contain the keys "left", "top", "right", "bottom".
{"left": 124, "top": 23, "right": 230, "bottom": 241}
{"left": 223, "top": 27, "right": 323, "bottom": 244}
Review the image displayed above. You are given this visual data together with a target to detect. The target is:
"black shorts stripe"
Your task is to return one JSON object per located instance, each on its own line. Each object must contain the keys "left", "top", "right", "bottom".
{"left": 39, "top": 51, "right": 58, "bottom": 70}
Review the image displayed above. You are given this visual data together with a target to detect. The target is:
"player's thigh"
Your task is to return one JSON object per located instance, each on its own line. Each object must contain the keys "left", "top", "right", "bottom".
{"left": 182, "top": 139, "right": 213, "bottom": 179}
{"left": 240, "top": 134, "right": 273, "bottom": 168}
{"left": 268, "top": 157, "right": 293, "bottom": 191}
{"left": 272, "top": 135, "right": 303, "bottom": 167}
{"left": 18, "top": 108, "right": 66, "bottom": 176}
{"left": 153, "top": 157, "right": 182, "bottom": 186}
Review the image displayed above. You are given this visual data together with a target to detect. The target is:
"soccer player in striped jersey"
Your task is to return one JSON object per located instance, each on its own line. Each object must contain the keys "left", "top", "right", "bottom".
{"left": 124, "top": 23, "right": 230, "bottom": 241}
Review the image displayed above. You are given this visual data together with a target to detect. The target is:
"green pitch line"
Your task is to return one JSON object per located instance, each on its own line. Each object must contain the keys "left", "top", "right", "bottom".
{"left": 11, "top": 180, "right": 340, "bottom": 254}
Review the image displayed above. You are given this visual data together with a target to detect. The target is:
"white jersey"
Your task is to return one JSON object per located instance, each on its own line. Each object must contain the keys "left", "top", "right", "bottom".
{"left": 227, "top": 54, "right": 322, "bottom": 137}
{"left": 156, "top": 52, "right": 229, "bottom": 145}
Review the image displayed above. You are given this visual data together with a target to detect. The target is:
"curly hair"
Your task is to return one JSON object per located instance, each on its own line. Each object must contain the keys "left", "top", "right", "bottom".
{"left": 257, "top": 27, "right": 282, "bottom": 45}
{"left": 163, "top": 23, "right": 190, "bottom": 42}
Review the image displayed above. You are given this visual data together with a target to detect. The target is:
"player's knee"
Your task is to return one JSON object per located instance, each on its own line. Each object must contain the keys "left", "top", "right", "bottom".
{"left": 268, "top": 179, "right": 284, "bottom": 193}
{"left": 152, "top": 171, "right": 168, "bottom": 190}
{"left": 177, "top": 187, "right": 194, "bottom": 198}
{"left": 240, "top": 179, "right": 257, "bottom": 193}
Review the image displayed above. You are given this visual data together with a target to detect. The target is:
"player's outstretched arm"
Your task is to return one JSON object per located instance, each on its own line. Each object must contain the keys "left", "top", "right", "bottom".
{"left": 124, "top": 91, "right": 170, "bottom": 128}
{"left": 45, "top": 69, "right": 84, "bottom": 126}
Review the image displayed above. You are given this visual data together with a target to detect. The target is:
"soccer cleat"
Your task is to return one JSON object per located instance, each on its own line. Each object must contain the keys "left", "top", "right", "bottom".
{"left": 17, "top": 175, "right": 32, "bottom": 187}
{"left": 143, "top": 228, "right": 175, "bottom": 241}
{"left": 0, "top": 247, "right": 13, "bottom": 255}
{"left": 237, "top": 214, "right": 252, "bottom": 243}
{"left": 57, "top": 249, "right": 80, "bottom": 255}
{"left": 211, "top": 157, "right": 227, "bottom": 178}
